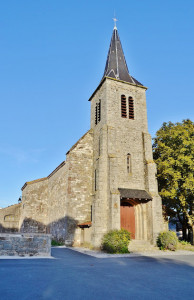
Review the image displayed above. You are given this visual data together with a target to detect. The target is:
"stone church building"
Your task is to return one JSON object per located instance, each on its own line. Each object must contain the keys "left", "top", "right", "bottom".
{"left": 0, "top": 25, "right": 164, "bottom": 247}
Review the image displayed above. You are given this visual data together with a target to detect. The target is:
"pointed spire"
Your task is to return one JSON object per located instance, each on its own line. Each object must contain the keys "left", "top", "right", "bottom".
{"left": 103, "top": 25, "right": 142, "bottom": 86}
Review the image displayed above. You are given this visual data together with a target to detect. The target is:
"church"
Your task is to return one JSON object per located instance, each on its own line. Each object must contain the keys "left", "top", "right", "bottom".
{"left": 0, "top": 23, "right": 164, "bottom": 247}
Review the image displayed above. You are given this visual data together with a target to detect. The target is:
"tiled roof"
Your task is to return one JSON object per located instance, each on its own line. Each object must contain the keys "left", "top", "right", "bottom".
{"left": 77, "top": 221, "right": 92, "bottom": 228}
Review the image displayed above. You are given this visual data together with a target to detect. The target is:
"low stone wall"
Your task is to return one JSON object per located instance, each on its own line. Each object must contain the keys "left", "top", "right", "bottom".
{"left": 0, "top": 203, "right": 21, "bottom": 233}
{"left": 0, "top": 233, "right": 51, "bottom": 257}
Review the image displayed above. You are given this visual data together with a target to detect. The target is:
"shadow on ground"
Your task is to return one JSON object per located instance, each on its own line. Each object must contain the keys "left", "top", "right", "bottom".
{"left": 0, "top": 247, "right": 194, "bottom": 300}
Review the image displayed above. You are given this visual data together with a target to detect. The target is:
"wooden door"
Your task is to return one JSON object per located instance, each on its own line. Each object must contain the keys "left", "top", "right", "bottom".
{"left": 120, "top": 204, "right": 135, "bottom": 239}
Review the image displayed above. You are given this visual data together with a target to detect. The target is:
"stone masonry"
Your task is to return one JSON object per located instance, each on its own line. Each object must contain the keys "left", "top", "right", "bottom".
{"left": 0, "top": 233, "right": 51, "bottom": 256}
{"left": 16, "top": 130, "right": 93, "bottom": 245}
{"left": 0, "top": 204, "right": 21, "bottom": 233}
{"left": 90, "top": 77, "right": 163, "bottom": 246}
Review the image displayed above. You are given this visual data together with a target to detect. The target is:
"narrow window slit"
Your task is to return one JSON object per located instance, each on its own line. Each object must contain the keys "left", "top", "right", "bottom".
{"left": 127, "top": 153, "right": 131, "bottom": 173}
{"left": 94, "top": 170, "right": 97, "bottom": 191}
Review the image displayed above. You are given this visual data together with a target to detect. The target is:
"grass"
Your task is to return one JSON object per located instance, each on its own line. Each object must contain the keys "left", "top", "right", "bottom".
{"left": 177, "top": 240, "right": 194, "bottom": 252}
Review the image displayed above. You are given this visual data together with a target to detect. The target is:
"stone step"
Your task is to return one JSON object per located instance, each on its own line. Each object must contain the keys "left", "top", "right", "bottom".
{"left": 130, "top": 240, "right": 151, "bottom": 246}
{"left": 128, "top": 239, "right": 157, "bottom": 252}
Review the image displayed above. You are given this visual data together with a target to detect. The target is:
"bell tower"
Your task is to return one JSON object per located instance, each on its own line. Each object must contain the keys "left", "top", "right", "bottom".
{"left": 89, "top": 23, "right": 163, "bottom": 247}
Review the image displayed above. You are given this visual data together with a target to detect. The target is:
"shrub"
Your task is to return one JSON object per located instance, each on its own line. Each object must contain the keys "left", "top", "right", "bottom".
{"left": 157, "top": 231, "right": 178, "bottom": 251}
{"left": 51, "top": 240, "right": 64, "bottom": 246}
{"left": 101, "top": 229, "right": 131, "bottom": 254}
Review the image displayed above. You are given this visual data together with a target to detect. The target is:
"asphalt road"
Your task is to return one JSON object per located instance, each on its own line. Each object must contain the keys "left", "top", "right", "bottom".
{"left": 0, "top": 248, "right": 194, "bottom": 300}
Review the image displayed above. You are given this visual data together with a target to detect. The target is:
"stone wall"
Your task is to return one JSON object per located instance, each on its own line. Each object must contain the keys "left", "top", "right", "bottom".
{"left": 47, "top": 162, "right": 67, "bottom": 241}
{"left": 20, "top": 178, "right": 49, "bottom": 233}
{"left": 0, "top": 130, "right": 94, "bottom": 245}
{"left": 65, "top": 130, "right": 93, "bottom": 245}
{"left": 0, "top": 233, "right": 51, "bottom": 256}
{"left": 66, "top": 131, "right": 93, "bottom": 223}
{"left": 46, "top": 130, "right": 93, "bottom": 245}
{"left": 0, "top": 204, "right": 21, "bottom": 233}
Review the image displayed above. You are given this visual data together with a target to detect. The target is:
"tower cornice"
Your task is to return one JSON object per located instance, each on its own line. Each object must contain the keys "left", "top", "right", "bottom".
{"left": 88, "top": 76, "right": 147, "bottom": 102}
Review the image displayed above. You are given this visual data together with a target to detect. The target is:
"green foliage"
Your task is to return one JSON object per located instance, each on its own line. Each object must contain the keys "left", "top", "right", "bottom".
{"left": 179, "top": 240, "right": 191, "bottom": 246}
{"left": 177, "top": 240, "right": 194, "bottom": 252}
{"left": 101, "top": 229, "right": 131, "bottom": 254}
{"left": 153, "top": 119, "right": 194, "bottom": 236}
{"left": 157, "top": 231, "right": 178, "bottom": 251}
{"left": 51, "top": 240, "right": 64, "bottom": 246}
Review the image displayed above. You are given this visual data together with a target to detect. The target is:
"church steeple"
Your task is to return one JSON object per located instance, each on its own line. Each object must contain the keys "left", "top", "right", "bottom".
{"left": 103, "top": 26, "right": 142, "bottom": 86}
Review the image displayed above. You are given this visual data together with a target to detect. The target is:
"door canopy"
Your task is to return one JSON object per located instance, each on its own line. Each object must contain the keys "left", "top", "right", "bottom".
{"left": 119, "top": 188, "right": 152, "bottom": 202}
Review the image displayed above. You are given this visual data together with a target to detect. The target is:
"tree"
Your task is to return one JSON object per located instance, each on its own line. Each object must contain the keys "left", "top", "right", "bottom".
{"left": 153, "top": 119, "right": 194, "bottom": 243}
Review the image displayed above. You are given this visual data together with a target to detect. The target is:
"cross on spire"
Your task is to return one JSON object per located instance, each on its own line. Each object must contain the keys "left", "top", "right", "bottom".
{"left": 113, "top": 17, "right": 118, "bottom": 29}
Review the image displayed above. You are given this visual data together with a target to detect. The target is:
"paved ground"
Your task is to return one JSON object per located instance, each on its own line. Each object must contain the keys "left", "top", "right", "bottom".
{"left": 0, "top": 248, "right": 194, "bottom": 300}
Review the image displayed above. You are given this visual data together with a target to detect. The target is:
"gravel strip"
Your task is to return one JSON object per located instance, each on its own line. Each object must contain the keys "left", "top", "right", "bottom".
{"left": 69, "top": 247, "right": 194, "bottom": 258}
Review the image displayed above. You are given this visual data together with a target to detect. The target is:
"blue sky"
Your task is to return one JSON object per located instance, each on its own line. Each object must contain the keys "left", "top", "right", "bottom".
{"left": 0, "top": 0, "right": 194, "bottom": 207}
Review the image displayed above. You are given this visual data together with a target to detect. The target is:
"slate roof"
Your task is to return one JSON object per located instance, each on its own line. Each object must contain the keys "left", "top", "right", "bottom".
{"left": 119, "top": 188, "right": 152, "bottom": 200}
{"left": 103, "top": 27, "right": 143, "bottom": 86}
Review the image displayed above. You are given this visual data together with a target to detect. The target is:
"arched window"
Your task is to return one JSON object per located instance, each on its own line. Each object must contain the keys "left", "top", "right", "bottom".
{"left": 128, "top": 97, "right": 134, "bottom": 119}
{"left": 4, "top": 214, "right": 15, "bottom": 222}
{"left": 121, "top": 95, "right": 127, "bottom": 118}
{"left": 127, "top": 153, "right": 131, "bottom": 173}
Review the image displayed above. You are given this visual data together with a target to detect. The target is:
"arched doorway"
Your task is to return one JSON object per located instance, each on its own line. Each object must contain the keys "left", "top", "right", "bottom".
{"left": 120, "top": 200, "right": 135, "bottom": 239}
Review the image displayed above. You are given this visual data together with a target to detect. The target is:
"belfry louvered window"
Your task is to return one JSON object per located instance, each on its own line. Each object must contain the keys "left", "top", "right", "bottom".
{"left": 98, "top": 100, "right": 101, "bottom": 122}
{"left": 95, "top": 105, "right": 98, "bottom": 125}
{"left": 121, "top": 95, "right": 127, "bottom": 118}
{"left": 95, "top": 100, "right": 101, "bottom": 125}
{"left": 128, "top": 97, "right": 134, "bottom": 119}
